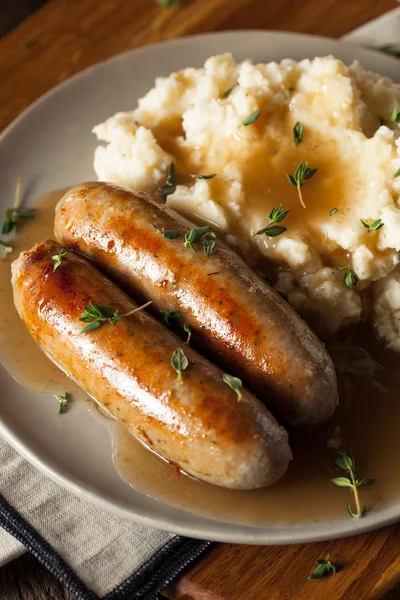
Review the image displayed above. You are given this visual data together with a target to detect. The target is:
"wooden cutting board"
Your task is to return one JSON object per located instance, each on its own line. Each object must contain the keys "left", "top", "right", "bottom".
{"left": 0, "top": 1, "right": 399, "bottom": 599}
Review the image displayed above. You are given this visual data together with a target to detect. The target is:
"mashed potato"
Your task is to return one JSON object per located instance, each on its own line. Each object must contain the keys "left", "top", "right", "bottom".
{"left": 93, "top": 54, "right": 400, "bottom": 348}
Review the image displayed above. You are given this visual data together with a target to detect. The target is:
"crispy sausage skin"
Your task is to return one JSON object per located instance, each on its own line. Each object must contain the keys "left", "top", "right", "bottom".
{"left": 12, "top": 240, "right": 291, "bottom": 490}
{"left": 55, "top": 183, "right": 339, "bottom": 430}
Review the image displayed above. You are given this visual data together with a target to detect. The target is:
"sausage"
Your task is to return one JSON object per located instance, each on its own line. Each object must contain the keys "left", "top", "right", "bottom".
{"left": 54, "top": 182, "right": 339, "bottom": 430}
{"left": 12, "top": 240, "right": 291, "bottom": 490}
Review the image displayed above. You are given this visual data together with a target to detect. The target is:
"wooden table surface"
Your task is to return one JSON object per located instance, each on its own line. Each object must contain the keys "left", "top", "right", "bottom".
{"left": 0, "top": 0, "right": 399, "bottom": 599}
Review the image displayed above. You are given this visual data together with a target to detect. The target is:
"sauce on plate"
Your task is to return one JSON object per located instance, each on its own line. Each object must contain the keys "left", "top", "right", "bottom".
{"left": 1, "top": 188, "right": 399, "bottom": 526}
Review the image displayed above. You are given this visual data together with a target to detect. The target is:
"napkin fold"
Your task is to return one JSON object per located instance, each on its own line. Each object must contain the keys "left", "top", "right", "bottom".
{"left": 1, "top": 7, "right": 399, "bottom": 599}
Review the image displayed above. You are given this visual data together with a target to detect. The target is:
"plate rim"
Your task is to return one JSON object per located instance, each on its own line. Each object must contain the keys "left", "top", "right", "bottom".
{"left": 1, "top": 29, "right": 399, "bottom": 545}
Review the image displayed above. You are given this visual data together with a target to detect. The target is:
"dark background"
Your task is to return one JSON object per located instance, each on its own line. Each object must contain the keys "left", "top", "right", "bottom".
{"left": 0, "top": 0, "right": 46, "bottom": 36}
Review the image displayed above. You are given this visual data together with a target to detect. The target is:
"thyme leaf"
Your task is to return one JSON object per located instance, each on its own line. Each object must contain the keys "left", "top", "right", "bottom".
{"left": 52, "top": 249, "right": 67, "bottom": 271}
{"left": 337, "top": 266, "right": 359, "bottom": 294}
{"left": 254, "top": 203, "right": 289, "bottom": 238}
{"left": 152, "top": 224, "right": 181, "bottom": 239}
{"left": 293, "top": 121, "right": 303, "bottom": 146}
{"left": 203, "top": 232, "right": 216, "bottom": 256}
{"left": 239, "top": 109, "right": 261, "bottom": 127}
{"left": 171, "top": 347, "right": 188, "bottom": 381}
{"left": 389, "top": 107, "right": 400, "bottom": 123}
{"left": 222, "top": 374, "right": 243, "bottom": 400}
{"left": 0, "top": 241, "right": 12, "bottom": 258}
{"left": 329, "top": 208, "right": 339, "bottom": 216}
{"left": 158, "top": 163, "right": 176, "bottom": 197}
{"left": 80, "top": 300, "right": 152, "bottom": 333}
{"left": 163, "top": 310, "right": 182, "bottom": 328}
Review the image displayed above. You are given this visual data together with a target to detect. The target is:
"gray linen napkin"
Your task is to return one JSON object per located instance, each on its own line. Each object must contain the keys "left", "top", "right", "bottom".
{"left": 1, "top": 7, "right": 399, "bottom": 598}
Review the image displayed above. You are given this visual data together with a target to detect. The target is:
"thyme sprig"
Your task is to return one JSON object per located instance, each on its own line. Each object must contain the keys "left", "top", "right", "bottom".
{"left": 80, "top": 300, "right": 152, "bottom": 333}
{"left": 331, "top": 451, "right": 374, "bottom": 518}
{"left": 184, "top": 226, "right": 212, "bottom": 252}
{"left": 360, "top": 218, "right": 384, "bottom": 233}
{"left": 52, "top": 249, "right": 67, "bottom": 271}
{"left": 287, "top": 161, "right": 318, "bottom": 208}
{"left": 254, "top": 203, "right": 290, "bottom": 238}
{"left": 56, "top": 393, "right": 68, "bottom": 414}
{"left": 308, "top": 558, "right": 337, "bottom": 580}
{"left": 2, "top": 176, "right": 34, "bottom": 234}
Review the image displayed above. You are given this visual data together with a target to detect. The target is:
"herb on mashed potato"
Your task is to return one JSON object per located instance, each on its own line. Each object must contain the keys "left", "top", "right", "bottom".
{"left": 91, "top": 54, "right": 400, "bottom": 346}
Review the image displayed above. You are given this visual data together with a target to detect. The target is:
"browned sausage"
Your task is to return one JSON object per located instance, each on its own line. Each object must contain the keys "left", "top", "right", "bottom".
{"left": 12, "top": 240, "right": 291, "bottom": 490}
{"left": 55, "top": 183, "right": 338, "bottom": 430}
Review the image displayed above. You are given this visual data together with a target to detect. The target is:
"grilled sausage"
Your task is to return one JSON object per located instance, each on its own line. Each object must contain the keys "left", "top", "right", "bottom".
{"left": 55, "top": 182, "right": 339, "bottom": 430}
{"left": 12, "top": 240, "right": 291, "bottom": 490}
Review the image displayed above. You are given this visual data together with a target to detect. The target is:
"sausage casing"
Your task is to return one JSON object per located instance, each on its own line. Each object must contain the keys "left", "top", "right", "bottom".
{"left": 12, "top": 240, "right": 291, "bottom": 490}
{"left": 55, "top": 183, "right": 339, "bottom": 429}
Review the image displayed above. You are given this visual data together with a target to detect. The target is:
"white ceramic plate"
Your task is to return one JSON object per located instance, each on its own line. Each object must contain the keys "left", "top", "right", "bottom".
{"left": 0, "top": 31, "right": 399, "bottom": 545}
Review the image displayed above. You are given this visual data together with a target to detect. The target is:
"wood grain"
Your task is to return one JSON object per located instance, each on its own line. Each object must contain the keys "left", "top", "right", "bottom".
{"left": 0, "top": 0, "right": 398, "bottom": 599}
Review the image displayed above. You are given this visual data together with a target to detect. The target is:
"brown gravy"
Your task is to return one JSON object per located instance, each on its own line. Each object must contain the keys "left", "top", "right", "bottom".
{"left": 1, "top": 189, "right": 400, "bottom": 526}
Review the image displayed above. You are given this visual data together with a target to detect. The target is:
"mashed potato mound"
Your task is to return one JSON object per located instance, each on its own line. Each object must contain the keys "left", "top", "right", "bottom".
{"left": 93, "top": 54, "right": 400, "bottom": 348}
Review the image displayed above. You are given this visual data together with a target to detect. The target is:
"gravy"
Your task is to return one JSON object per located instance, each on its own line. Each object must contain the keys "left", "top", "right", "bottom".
{"left": 1, "top": 188, "right": 399, "bottom": 526}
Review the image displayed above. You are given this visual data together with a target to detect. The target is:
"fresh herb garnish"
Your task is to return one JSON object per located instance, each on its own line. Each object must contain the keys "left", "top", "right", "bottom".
{"left": 183, "top": 323, "right": 192, "bottom": 344}
{"left": 239, "top": 109, "right": 261, "bottom": 127}
{"left": 79, "top": 300, "right": 152, "bottom": 333}
{"left": 193, "top": 174, "right": 217, "bottom": 180}
{"left": 329, "top": 208, "right": 339, "bottom": 216}
{"left": 308, "top": 558, "right": 337, "bottom": 580}
{"left": 395, "top": 168, "right": 400, "bottom": 177}
{"left": 158, "top": 163, "right": 176, "bottom": 197}
{"left": 157, "top": 0, "right": 179, "bottom": 5}
{"left": 2, "top": 177, "right": 34, "bottom": 234}
{"left": 337, "top": 266, "right": 359, "bottom": 294}
{"left": 254, "top": 203, "right": 290, "bottom": 238}
{"left": 184, "top": 226, "right": 212, "bottom": 252}
{"left": 171, "top": 347, "right": 188, "bottom": 381}
{"left": 0, "top": 241, "right": 12, "bottom": 258}
{"left": 222, "top": 87, "right": 234, "bottom": 99}
{"left": 152, "top": 224, "right": 181, "bottom": 239}
{"left": 287, "top": 161, "right": 318, "bottom": 208}
{"left": 52, "top": 249, "right": 67, "bottom": 271}
{"left": 163, "top": 310, "right": 182, "bottom": 328}
{"left": 389, "top": 107, "right": 400, "bottom": 123}
{"left": 380, "top": 44, "right": 400, "bottom": 58}
{"left": 331, "top": 451, "right": 374, "bottom": 518}
{"left": 222, "top": 374, "right": 243, "bottom": 401}
{"left": 293, "top": 121, "right": 303, "bottom": 146}
{"left": 360, "top": 218, "right": 384, "bottom": 233}
{"left": 202, "top": 232, "right": 216, "bottom": 256}
{"left": 56, "top": 393, "right": 68, "bottom": 414}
